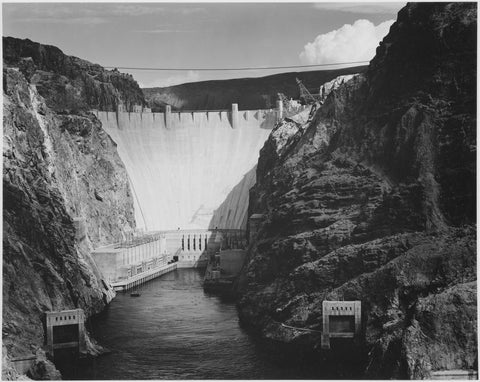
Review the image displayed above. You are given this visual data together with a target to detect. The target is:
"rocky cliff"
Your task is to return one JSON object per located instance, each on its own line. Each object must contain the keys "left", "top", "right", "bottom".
{"left": 3, "top": 37, "right": 145, "bottom": 113}
{"left": 238, "top": 3, "right": 476, "bottom": 379}
{"left": 3, "top": 38, "right": 137, "bottom": 379}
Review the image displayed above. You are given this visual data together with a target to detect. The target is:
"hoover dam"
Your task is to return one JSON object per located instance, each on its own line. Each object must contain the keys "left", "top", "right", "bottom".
{"left": 93, "top": 106, "right": 280, "bottom": 231}
{"left": 2, "top": 2, "right": 477, "bottom": 380}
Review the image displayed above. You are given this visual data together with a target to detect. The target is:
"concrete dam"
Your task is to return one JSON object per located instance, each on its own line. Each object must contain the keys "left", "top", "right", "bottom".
{"left": 93, "top": 105, "right": 279, "bottom": 231}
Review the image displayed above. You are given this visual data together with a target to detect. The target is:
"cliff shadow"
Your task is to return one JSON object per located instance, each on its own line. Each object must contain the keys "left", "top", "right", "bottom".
{"left": 208, "top": 165, "right": 257, "bottom": 230}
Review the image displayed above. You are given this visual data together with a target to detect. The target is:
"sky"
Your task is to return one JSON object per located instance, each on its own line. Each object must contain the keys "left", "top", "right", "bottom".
{"left": 2, "top": 2, "right": 405, "bottom": 88}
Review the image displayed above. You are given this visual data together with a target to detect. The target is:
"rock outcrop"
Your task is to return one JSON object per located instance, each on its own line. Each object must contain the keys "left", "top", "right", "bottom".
{"left": 3, "top": 38, "right": 137, "bottom": 379}
{"left": 3, "top": 37, "right": 145, "bottom": 113}
{"left": 238, "top": 3, "right": 476, "bottom": 379}
{"left": 318, "top": 74, "right": 356, "bottom": 104}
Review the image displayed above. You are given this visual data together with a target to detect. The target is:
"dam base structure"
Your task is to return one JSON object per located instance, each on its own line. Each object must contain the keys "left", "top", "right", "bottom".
{"left": 91, "top": 103, "right": 281, "bottom": 290}
{"left": 92, "top": 229, "right": 247, "bottom": 291}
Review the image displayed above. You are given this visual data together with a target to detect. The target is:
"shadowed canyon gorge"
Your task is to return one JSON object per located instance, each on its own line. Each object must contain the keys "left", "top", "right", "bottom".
{"left": 2, "top": 2, "right": 477, "bottom": 380}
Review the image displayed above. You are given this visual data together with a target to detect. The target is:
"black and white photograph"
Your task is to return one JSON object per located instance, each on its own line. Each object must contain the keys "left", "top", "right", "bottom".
{"left": 1, "top": 1, "right": 477, "bottom": 380}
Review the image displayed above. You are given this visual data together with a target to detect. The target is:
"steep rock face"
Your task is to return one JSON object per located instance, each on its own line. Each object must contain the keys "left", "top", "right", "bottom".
{"left": 3, "top": 37, "right": 145, "bottom": 113}
{"left": 318, "top": 74, "right": 356, "bottom": 104}
{"left": 3, "top": 63, "right": 135, "bottom": 377}
{"left": 239, "top": 3, "right": 476, "bottom": 378}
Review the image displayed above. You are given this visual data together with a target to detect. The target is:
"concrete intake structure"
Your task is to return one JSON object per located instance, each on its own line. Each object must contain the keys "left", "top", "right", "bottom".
{"left": 321, "top": 301, "right": 361, "bottom": 350}
{"left": 45, "top": 309, "right": 86, "bottom": 357}
{"left": 93, "top": 105, "right": 278, "bottom": 231}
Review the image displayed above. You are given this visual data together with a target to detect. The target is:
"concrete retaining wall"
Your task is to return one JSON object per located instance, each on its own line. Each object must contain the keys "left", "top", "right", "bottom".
{"left": 112, "top": 263, "right": 177, "bottom": 291}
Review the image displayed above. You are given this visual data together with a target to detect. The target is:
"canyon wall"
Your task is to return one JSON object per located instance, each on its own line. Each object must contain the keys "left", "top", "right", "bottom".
{"left": 238, "top": 3, "right": 476, "bottom": 379}
{"left": 3, "top": 37, "right": 145, "bottom": 113}
{"left": 94, "top": 109, "right": 276, "bottom": 231}
{"left": 3, "top": 38, "right": 137, "bottom": 379}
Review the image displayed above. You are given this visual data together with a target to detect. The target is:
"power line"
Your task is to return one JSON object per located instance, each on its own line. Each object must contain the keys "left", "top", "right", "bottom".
{"left": 103, "top": 60, "right": 369, "bottom": 72}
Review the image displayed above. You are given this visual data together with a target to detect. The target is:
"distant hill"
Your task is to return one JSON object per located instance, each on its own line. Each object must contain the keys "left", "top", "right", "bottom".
{"left": 143, "top": 66, "right": 367, "bottom": 112}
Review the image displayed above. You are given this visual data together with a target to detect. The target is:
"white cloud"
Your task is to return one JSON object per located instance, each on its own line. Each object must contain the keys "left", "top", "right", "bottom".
{"left": 299, "top": 19, "right": 394, "bottom": 65}
{"left": 313, "top": 2, "right": 405, "bottom": 15}
{"left": 139, "top": 71, "right": 201, "bottom": 88}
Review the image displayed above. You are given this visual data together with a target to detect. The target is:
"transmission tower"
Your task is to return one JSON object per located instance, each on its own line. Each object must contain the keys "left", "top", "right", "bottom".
{"left": 296, "top": 78, "right": 319, "bottom": 104}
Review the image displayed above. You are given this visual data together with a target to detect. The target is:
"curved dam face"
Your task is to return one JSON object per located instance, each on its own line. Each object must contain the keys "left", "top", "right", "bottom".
{"left": 94, "top": 109, "right": 276, "bottom": 231}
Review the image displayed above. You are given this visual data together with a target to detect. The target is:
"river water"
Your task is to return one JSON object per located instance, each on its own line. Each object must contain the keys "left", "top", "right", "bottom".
{"left": 59, "top": 268, "right": 334, "bottom": 379}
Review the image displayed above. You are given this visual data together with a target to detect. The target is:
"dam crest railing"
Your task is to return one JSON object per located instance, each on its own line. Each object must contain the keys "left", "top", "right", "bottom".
{"left": 92, "top": 102, "right": 308, "bottom": 129}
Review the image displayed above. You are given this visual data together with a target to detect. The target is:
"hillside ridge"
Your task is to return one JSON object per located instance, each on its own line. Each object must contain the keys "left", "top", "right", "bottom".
{"left": 143, "top": 65, "right": 367, "bottom": 111}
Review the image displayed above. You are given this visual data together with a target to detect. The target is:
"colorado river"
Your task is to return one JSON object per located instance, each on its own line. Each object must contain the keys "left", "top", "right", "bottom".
{"left": 59, "top": 268, "right": 331, "bottom": 379}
